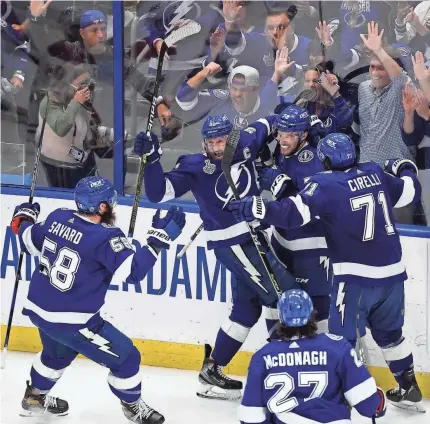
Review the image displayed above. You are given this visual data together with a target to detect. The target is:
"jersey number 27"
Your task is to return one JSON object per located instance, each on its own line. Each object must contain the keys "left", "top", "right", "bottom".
{"left": 265, "top": 371, "right": 328, "bottom": 413}
{"left": 40, "top": 238, "right": 81, "bottom": 291}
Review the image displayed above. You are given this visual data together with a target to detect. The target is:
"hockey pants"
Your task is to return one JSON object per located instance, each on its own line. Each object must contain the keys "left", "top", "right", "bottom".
{"left": 28, "top": 314, "right": 142, "bottom": 403}
{"left": 211, "top": 238, "right": 298, "bottom": 366}
{"left": 329, "top": 280, "right": 414, "bottom": 387}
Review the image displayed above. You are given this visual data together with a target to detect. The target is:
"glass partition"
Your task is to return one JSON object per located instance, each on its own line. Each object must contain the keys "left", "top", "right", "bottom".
{"left": 1, "top": 1, "right": 428, "bottom": 226}
{"left": 1, "top": 0, "right": 115, "bottom": 190}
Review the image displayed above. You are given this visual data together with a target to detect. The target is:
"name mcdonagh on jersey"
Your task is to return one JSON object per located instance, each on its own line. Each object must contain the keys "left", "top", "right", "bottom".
{"left": 1, "top": 226, "right": 228, "bottom": 302}
{"left": 264, "top": 351, "right": 328, "bottom": 369}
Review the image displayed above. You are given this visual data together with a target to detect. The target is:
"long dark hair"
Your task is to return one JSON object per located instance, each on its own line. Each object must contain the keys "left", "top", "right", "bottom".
{"left": 278, "top": 310, "right": 318, "bottom": 340}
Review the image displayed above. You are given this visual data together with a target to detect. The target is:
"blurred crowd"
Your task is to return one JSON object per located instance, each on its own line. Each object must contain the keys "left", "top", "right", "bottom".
{"left": 1, "top": 0, "right": 429, "bottom": 225}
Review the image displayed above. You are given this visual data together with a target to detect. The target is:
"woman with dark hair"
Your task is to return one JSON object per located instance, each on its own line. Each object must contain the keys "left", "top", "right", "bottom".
{"left": 298, "top": 64, "right": 354, "bottom": 137}
{"left": 239, "top": 289, "right": 387, "bottom": 424}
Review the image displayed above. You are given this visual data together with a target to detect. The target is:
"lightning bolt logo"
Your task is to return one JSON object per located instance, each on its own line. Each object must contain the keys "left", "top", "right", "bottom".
{"left": 79, "top": 328, "right": 119, "bottom": 358}
{"left": 335, "top": 282, "right": 346, "bottom": 327}
{"left": 165, "top": 1, "right": 195, "bottom": 33}
{"left": 231, "top": 245, "right": 267, "bottom": 293}
{"left": 319, "top": 256, "right": 330, "bottom": 282}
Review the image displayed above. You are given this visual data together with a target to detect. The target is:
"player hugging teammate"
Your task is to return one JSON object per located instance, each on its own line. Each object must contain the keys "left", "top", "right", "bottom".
{"left": 9, "top": 110, "right": 425, "bottom": 422}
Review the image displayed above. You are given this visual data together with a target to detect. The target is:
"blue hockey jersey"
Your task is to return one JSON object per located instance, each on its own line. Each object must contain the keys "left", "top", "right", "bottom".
{"left": 262, "top": 162, "right": 422, "bottom": 287}
{"left": 18, "top": 208, "right": 158, "bottom": 330}
{"left": 144, "top": 116, "right": 276, "bottom": 249}
{"left": 271, "top": 143, "right": 327, "bottom": 259}
{"left": 239, "top": 333, "right": 380, "bottom": 424}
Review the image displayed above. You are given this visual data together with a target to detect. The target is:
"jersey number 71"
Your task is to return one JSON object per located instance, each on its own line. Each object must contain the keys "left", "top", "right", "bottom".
{"left": 350, "top": 191, "right": 395, "bottom": 241}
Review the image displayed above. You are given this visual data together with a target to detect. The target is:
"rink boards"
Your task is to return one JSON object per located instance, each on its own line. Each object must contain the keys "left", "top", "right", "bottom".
{"left": 1, "top": 192, "right": 429, "bottom": 397}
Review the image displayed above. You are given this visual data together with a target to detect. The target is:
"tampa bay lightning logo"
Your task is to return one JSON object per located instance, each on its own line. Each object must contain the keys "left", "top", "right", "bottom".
{"left": 215, "top": 159, "right": 252, "bottom": 208}
{"left": 298, "top": 150, "right": 314, "bottom": 163}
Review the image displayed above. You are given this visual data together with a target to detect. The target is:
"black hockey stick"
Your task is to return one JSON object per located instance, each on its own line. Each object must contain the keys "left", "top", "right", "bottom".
{"left": 178, "top": 89, "right": 318, "bottom": 258}
{"left": 177, "top": 222, "right": 204, "bottom": 258}
{"left": 221, "top": 130, "right": 282, "bottom": 298}
{"left": 1, "top": 95, "right": 50, "bottom": 369}
{"left": 127, "top": 21, "right": 201, "bottom": 238}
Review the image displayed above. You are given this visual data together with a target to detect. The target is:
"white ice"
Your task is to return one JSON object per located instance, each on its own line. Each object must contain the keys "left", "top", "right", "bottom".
{"left": 0, "top": 351, "right": 428, "bottom": 424}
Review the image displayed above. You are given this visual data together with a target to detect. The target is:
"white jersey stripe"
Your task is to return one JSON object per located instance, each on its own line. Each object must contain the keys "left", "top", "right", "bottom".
{"left": 272, "top": 228, "right": 327, "bottom": 251}
{"left": 344, "top": 377, "right": 377, "bottom": 407}
{"left": 333, "top": 260, "right": 405, "bottom": 279}
{"left": 394, "top": 176, "right": 416, "bottom": 208}
{"left": 23, "top": 299, "right": 96, "bottom": 324}
{"left": 237, "top": 405, "right": 267, "bottom": 423}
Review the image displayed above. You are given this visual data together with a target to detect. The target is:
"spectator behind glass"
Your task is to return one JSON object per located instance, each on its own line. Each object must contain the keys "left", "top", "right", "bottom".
{"left": 209, "top": 3, "right": 310, "bottom": 94}
{"left": 354, "top": 22, "right": 417, "bottom": 224}
{"left": 275, "top": 63, "right": 353, "bottom": 140}
{"left": 1, "top": 15, "right": 29, "bottom": 144}
{"left": 37, "top": 64, "right": 120, "bottom": 189}
{"left": 176, "top": 48, "right": 294, "bottom": 129}
{"left": 400, "top": 53, "right": 430, "bottom": 225}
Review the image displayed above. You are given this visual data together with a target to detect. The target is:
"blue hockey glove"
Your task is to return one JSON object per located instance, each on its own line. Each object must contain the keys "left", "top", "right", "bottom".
{"left": 373, "top": 387, "right": 387, "bottom": 419}
{"left": 11, "top": 202, "right": 40, "bottom": 235}
{"left": 228, "top": 196, "right": 267, "bottom": 223}
{"left": 259, "top": 167, "right": 291, "bottom": 200}
{"left": 147, "top": 206, "right": 186, "bottom": 250}
{"left": 134, "top": 131, "right": 162, "bottom": 164}
{"left": 258, "top": 166, "right": 282, "bottom": 191}
{"left": 384, "top": 159, "right": 418, "bottom": 177}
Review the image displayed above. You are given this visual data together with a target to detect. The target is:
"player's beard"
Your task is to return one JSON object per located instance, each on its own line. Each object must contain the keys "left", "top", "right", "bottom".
{"left": 100, "top": 205, "right": 116, "bottom": 225}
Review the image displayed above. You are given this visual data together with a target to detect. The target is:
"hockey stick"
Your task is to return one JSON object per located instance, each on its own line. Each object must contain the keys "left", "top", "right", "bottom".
{"left": 177, "top": 88, "right": 318, "bottom": 259}
{"left": 221, "top": 130, "right": 282, "bottom": 298}
{"left": 1, "top": 95, "right": 50, "bottom": 369}
{"left": 127, "top": 21, "right": 201, "bottom": 238}
{"left": 177, "top": 222, "right": 204, "bottom": 258}
{"left": 355, "top": 289, "right": 370, "bottom": 365}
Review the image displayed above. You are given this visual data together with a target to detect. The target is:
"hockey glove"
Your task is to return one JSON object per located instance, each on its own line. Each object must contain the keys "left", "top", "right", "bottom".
{"left": 134, "top": 131, "right": 162, "bottom": 164}
{"left": 384, "top": 159, "right": 418, "bottom": 177}
{"left": 11, "top": 202, "right": 40, "bottom": 235}
{"left": 258, "top": 167, "right": 291, "bottom": 200}
{"left": 161, "top": 116, "right": 182, "bottom": 142}
{"left": 147, "top": 206, "right": 186, "bottom": 250}
{"left": 228, "top": 196, "right": 267, "bottom": 223}
{"left": 373, "top": 387, "right": 387, "bottom": 419}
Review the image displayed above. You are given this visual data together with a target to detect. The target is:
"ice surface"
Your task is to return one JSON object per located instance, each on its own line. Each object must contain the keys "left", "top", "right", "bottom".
{"left": 1, "top": 352, "right": 428, "bottom": 424}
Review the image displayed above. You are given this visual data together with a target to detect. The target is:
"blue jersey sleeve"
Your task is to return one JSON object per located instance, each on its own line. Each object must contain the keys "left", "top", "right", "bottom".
{"left": 246, "top": 115, "right": 277, "bottom": 156}
{"left": 96, "top": 227, "right": 158, "bottom": 287}
{"left": 18, "top": 221, "right": 45, "bottom": 256}
{"left": 339, "top": 340, "right": 380, "bottom": 418}
{"left": 239, "top": 353, "right": 269, "bottom": 424}
{"left": 263, "top": 178, "right": 327, "bottom": 230}
{"left": 144, "top": 155, "right": 195, "bottom": 203}
{"left": 381, "top": 169, "right": 421, "bottom": 209}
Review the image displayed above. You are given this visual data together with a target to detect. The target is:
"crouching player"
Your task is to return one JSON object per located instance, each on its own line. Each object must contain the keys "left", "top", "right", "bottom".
{"left": 239, "top": 289, "right": 387, "bottom": 424}
{"left": 10, "top": 176, "right": 186, "bottom": 423}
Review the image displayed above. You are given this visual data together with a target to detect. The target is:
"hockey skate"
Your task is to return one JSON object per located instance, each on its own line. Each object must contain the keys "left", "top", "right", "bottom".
{"left": 20, "top": 380, "right": 69, "bottom": 417}
{"left": 197, "top": 344, "right": 242, "bottom": 400}
{"left": 386, "top": 368, "right": 426, "bottom": 413}
{"left": 121, "top": 397, "right": 165, "bottom": 423}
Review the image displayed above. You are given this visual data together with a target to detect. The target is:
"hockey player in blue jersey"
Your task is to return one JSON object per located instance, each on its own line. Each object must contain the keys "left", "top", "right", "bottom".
{"left": 10, "top": 176, "right": 186, "bottom": 423}
{"left": 258, "top": 106, "right": 331, "bottom": 332}
{"left": 229, "top": 133, "right": 425, "bottom": 412}
{"left": 133, "top": 114, "right": 298, "bottom": 400}
{"left": 239, "top": 289, "right": 387, "bottom": 424}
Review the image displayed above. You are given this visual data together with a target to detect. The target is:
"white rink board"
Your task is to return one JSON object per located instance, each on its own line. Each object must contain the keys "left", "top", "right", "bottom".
{"left": 1, "top": 194, "right": 429, "bottom": 372}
